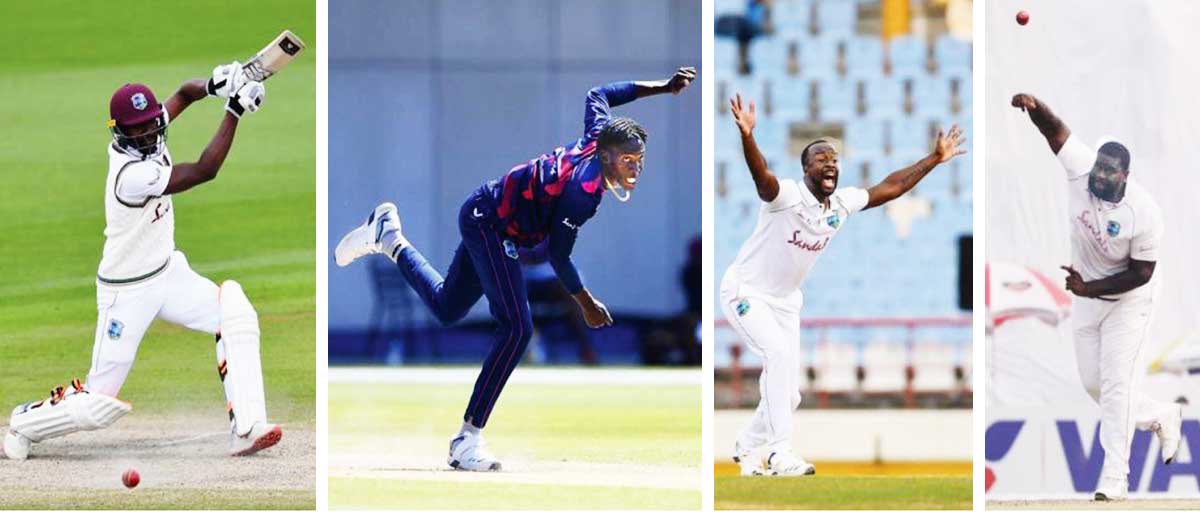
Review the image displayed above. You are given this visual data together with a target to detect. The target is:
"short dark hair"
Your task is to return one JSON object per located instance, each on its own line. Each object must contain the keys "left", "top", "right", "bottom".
{"left": 801, "top": 139, "right": 831, "bottom": 166}
{"left": 597, "top": 117, "right": 647, "bottom": 150}
{"left": 1098, "top": 141, "right": 1131, "bottom": 172}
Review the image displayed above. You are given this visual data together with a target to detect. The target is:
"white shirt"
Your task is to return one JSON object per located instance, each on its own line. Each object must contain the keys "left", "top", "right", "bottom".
{"left": 1058, "top": 135, "right": 1162, "bottom": 299}
{"left": 97, "top": 143, "right": 176, "bottom": 283}
{"left": 726, "top": 178, "right": 869, "bottom": 303}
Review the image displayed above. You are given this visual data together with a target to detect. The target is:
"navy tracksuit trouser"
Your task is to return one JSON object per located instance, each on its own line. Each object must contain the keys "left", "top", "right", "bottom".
{"left": 394, "top": 190, "right": 532, "bottom": 428}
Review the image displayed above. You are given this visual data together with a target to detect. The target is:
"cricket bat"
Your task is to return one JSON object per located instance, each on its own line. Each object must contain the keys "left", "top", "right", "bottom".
{"left": 242, "top": 30, "right": 306, "bottom": 82}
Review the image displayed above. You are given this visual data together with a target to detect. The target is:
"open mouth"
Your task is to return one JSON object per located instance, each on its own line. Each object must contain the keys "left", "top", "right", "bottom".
{"left": 625, "top": 176, "right": 638, "bottom": 186}
{"left": 820, "top": 171, "right": 837, "bottom": 190}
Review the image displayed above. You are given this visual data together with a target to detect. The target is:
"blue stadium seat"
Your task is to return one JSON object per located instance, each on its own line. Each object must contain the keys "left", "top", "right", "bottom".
{"left": 933, "top": 34, "right": 971, "bottom": 71}
{"left": 861, "top": 77, "right": 903, "bottom": 119}
{"left": 751, "top": 37, "right": 789, "bottom": 78}
{"left": 716, "top": 38, "right": 739, "bottom": 74}
{"left": 773, "top": 0, "right": 814, "bottom": 34}
{"left": 715, "top": 0, "right": 743, "bottom": 16}
{"left": 845, "top": 35, "right": 884, "bottom": 79}
{"left": 772, "top": 77, "right": 811, "bottom": 122}
{"left": 890, "top": 118, "right": 930, "bottom": 156}
{"left": 843, "top": 118, "right": 884, "bottom": 162}
{"left": 813, "top": 76, "right": 855, "bottom": 122}
{"left": 798, "top": 36, "right": 838, "bottom": 78}
{"left": 912, "top": 74, "right": 952, "bottom": 118}
{"left": 886, "top": 35, "right": 927, "bottom": 75}
{"left": 814, "top": 0, "right": 857, "bottom": 38}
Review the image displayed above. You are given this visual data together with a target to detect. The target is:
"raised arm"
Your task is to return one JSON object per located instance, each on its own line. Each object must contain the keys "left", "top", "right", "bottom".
{"left": 164, "top": 79, "right": 209, "bottom": 122}
{"left": 583, "top": 67, "right": 696, "bottom": 138}
{"left": 162, "top": 80, "right": 266, "bottom": 195}
{"left": 729, "top": 93, "right": 780, "bottom": 202}
{"left": 165, "top": 62, "right": 245, "bottom": 122}
{"left": 162, "top": 113, "right": 239, "bottom": 195}
{"left": 1011, "top": 93, "right": 1071, "bottom": 154}
{"left": 632, "top": 66, "right": 696, "bottom": 98}
{"left": 864, "top": 125, "right": 967, "bottom": 209}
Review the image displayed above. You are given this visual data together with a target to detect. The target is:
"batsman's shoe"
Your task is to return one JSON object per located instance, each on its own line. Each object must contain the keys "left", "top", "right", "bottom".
{"left": 1093, "top": 477, "right": 1127, "bottom": 501}
{"left": 230, "top": 422, "right": 282, "bottom": 456}
{"left": 334, "top": 202, "right": 401, "bottom": 267}
{"left": 448, "top": 432, "right": 502, "bottom": 471}
{"left": 765, "top": 451, "right": 816, "bottom": 477}
{"left": 733, "top": 441, "right": 765, "bottom": 476}
{"left": 1154, "top": 403, "right": 1184, "bottom": 464}
{"left": 2, "top": 431, "right": 31, "bottom": 460}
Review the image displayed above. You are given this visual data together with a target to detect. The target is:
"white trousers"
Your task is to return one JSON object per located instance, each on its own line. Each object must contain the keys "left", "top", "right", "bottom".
{"left": 87, "top": 251, "right": 220, "bottom": 397}
{"left": 720, "top": 271, "right": 803, "bottom": 454}
{"left": 1072, "top": 293, "right": 1171, "bottom": 481}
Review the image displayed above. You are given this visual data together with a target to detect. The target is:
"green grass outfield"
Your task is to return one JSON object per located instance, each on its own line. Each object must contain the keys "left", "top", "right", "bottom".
{"left": 328, "top": 372, "right": 702, "bottom": 510}
{"left": 715, "top": 462, "right": 971, "bottom": 510}
{"left": 0, "top": 1, "right": 315, "bottom": 509}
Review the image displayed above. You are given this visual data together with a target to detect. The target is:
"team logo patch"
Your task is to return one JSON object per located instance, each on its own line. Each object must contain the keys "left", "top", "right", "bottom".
{"left": 735, "top": 299, "right": 751, "bottom": 317}
{"left": 502, "top": 239, "right": 519, "bottom": 260}
{"left": 107, "top": 319, "right": 125, "bottom": 340}
{"left": 1107, "top": 220, "right": 1121, "bottom": 237}
{"left": 131, "top": 92, "right": 148, "bottom": 111}
{"left": 826, "top": 213, "right": 841, "bottom": 229}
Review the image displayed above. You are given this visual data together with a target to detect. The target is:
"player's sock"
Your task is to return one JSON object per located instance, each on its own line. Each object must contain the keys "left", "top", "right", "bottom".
{"left": 381, "top": 231, "right": 409, "bottom": 262}
{"left": 459, "top": 421, "right": 481, "bottom": 437}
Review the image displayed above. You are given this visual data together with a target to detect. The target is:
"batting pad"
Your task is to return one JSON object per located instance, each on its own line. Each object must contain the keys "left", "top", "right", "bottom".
{"left": 9, "top": 382, "right": 131, "bottom": 442}
{"left": 218, "top": 280, "right": 267, "bottom": 436}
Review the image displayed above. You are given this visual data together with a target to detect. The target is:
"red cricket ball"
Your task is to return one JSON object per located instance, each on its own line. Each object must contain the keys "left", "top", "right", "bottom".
{"left": 122, "top": 468, "right": 140, "bottom": 489}
{"left": 1016, "top": 10, "right": 1030, "bottom": 26}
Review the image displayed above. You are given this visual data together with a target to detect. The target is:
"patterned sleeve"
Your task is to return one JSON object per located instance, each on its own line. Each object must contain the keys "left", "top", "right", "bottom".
{"left": 583, "top": 82, "right": 639, "bottom": 142}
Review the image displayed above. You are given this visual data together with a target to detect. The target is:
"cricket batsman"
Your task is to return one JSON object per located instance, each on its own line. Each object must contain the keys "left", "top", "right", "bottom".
{"left": 4, "top": 63, "right": 281, "bottom": 460}
{"left": 334, "top": 67, "right": 697, "bottom": 471}
{"left": 1011, "top": 93, "right": 1182, "bottom": 501}
{"left": 722, "top": 94, "right": 966, "bottom": 476}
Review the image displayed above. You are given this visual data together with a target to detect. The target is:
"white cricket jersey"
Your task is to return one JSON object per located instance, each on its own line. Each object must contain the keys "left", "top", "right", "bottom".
{"left": 1058, "top": 135, "right": 1162, "bottom": 299}
{"left": 726, "top": 178, "right": 869, "bottom": 301}
{"left": 97, "top": 143, "right": 175, "bottom": 284}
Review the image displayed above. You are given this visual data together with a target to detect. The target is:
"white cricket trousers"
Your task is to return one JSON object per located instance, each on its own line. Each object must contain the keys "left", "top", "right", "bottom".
{"left": 1072, "top": 293, "right": 1173, "bottom": 482}
{"left": 87, "top": 251, "right": 220, "bottom": 397}
{"left": 720, "top": 270, "right": 803, "bottom": 454}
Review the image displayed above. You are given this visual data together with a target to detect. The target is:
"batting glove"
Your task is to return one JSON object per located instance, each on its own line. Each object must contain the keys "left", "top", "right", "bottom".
{"left": 206, "top": 61, "right": 245, "bottom": 98}
{"left": 226, "top": 80, "right": 265, "bottom": 118}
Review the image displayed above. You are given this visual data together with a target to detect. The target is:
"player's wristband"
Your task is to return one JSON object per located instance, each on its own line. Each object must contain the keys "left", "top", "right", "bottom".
{"left": 225, "top": 97, "right": 245, "bottom": 118}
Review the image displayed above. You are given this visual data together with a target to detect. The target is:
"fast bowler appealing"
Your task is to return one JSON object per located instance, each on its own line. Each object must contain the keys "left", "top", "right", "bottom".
{"left": 4, "top": 58, "right": 281, "bottom": 460}
{"left": 721, "top": 94, "right": 966, "bottom": 477}
{"left": 334, "top": 68, "right": 696, "bottom": 471}
{"left": 1011, "top": 93, "right": 1182, "bottom": 502}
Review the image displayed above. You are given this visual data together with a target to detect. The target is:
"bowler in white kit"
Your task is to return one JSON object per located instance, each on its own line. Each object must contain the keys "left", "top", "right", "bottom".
{"left": 4, "top": 63, "right": 282, "bottom": 460}
{"left": 1011, "top": 93, "right": 1182, "bottom": 501}
{"left": 722, "top": 94, "right": 966, "bottom": 476}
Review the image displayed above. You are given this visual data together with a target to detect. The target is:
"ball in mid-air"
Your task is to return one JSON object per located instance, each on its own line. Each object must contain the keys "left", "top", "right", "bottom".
{"left": 122, "top": 468, "right": 140, "bottom": 489}
{"left": 1016, "top": 10, "right": 1030, "bottom": 25}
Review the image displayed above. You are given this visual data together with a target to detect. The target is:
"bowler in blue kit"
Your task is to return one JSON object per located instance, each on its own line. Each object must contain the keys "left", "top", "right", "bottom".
{"left": 334, "top": 67, "right": 695, "bottom": 471}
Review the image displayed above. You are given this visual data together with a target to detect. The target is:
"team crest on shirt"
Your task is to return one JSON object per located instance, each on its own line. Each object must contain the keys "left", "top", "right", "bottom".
{"left": 735, "top": 299, "right": 750, "bottom": 317}
{"left": 502, "top": 239, "right": 519, "bottom": 260}
{"left": 826, "top": 213, "right": 841, "bottom": 229}
{"left": 107, "top": 319, "right": 125, "bottom": 340}
{"left": 1107, "top": 220, "right": 1121, "bottom": 237}
{"left": 131, "top": 93, "right": 148, "bottom": 111}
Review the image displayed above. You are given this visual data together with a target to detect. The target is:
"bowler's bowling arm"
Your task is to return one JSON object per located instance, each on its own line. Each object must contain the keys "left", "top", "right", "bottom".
{"left": 1013, "top": 93, "right": 1070, "bottom": 154}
